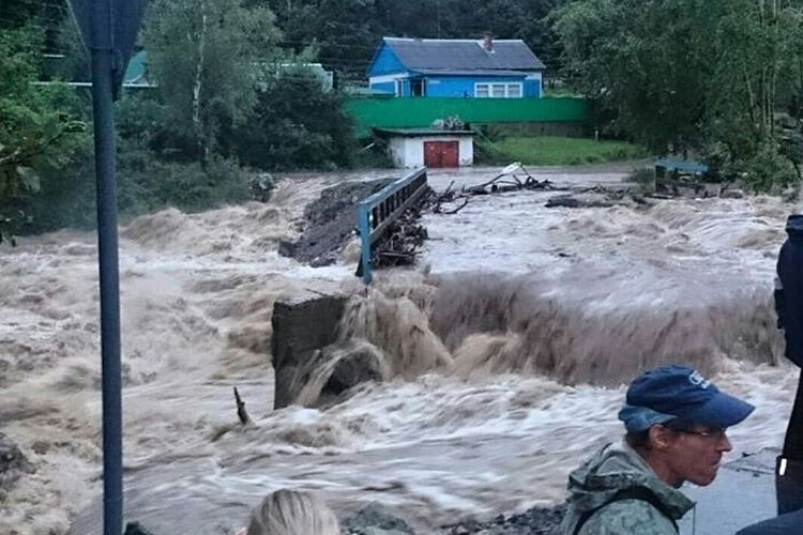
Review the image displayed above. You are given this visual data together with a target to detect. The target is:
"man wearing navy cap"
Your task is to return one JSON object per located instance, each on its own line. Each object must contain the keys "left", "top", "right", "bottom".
{"left": 561, "top": 365, "right": 754, "bottom": 535}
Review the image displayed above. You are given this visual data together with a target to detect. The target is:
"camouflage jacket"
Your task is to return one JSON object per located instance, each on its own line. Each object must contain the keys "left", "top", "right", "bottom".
{"left": 560, "top": 441, "right": 695, "bottom": 535}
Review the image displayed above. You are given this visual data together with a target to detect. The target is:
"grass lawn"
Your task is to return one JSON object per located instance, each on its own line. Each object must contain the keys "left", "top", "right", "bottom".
{"left": 478, "top": 136, "right": 650, "bottom": 166}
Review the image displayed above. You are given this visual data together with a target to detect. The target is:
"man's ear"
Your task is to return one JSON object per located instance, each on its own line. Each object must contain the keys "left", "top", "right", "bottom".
{"left": 648, "top": 425, "right": 673, "bottom": 450}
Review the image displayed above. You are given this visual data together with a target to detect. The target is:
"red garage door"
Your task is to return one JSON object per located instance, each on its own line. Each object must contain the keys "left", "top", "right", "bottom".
{"left": 424, "top": 141, "right": 459, "bottom": 168}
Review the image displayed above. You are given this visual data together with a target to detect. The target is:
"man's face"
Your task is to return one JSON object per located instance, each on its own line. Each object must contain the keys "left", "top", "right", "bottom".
{"left": 663, "top": 426, "right": 732, "bottom": 487}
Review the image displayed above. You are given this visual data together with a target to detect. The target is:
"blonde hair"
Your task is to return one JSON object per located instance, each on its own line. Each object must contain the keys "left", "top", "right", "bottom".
{"left": 246, "top": 489, "right": 340, "bottom": 535}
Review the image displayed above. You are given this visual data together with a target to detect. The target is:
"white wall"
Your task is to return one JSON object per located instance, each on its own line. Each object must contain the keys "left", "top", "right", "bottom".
{"left": 458, "top": 137, "right": 473, "bottom": 166}
{"left": 388, "top": 137, "right": 408, "bottom": 167}
{"left": 387, "top": 135, "right": 474, "bottom": 168}
{"left": 403, "top": 138, "right": 424, "bottom": 167}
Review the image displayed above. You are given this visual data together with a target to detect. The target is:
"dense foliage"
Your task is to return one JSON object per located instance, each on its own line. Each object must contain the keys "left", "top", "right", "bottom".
{"left": 7, "top": 0, "right": 803, "bottom": 238}
{"left": 261, "top": 0, "right": 567, "bottom": 80}
{"left": 144, "top": 0, "right": 282, "bottom": 163}
{"left": 0, "top": 25, "right": 87, "bottom": 240}
{"left": 232, "top": 68, "right": 355, "bottom": 171}
{"left": 1, "top": 0, "right": 362, "bottom": 235}
{"left": 553, "top": 0, "right": 803, "bottom": 189}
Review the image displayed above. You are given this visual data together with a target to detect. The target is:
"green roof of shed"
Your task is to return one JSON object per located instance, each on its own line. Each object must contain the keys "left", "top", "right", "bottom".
{"left": 654, "top": 158, "right": 708, "bottom": 173}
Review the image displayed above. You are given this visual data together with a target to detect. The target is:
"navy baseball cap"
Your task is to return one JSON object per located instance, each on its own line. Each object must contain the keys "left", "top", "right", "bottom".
{"left": 619, "top": 365, "right": 755, "bottom": 431}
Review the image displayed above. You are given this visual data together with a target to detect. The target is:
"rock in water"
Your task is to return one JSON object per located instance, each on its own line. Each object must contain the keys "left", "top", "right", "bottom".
{"left": 0, "top": 432, "right": 34, "bottom": 489}
{"left": 441, "top": 504, "right": 567, "bottom": 535}
{"left": 123, "top": 522, "right": 157, "bottom": 535}
{"left": 344, "top": 502, "right": 416, "bottom": 535}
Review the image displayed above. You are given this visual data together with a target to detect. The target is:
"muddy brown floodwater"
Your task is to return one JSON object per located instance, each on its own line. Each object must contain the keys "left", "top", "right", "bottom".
{"left": 0, "top": 164, "right": 796, "bottom": 535}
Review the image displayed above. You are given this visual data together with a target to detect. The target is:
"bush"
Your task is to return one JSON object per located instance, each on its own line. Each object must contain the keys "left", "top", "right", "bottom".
{"left": 472, "top": 126, "right": 511, "bottom": 165}
{"left": 22, "top": 138, "right": 97, "bottom": 233}
{"left": 21, "top": 144, "right": 253, "bottom": 236}
{"left": 475, "top": 123, "right": 509, "bottom": 143}
{"left": 473, "top": 139, "right": 508, "bottom": 165}
{"left": 700, "top": 138, "right": 799, "bottom": 193}
{"left": 737, "top": 140, "right": 799, "bottom": 194}
{"left": 118, "top": 155, "right": 250, "bottom": 214}
{"left": 352, "top": 137, "right": 395, "bottom": 168}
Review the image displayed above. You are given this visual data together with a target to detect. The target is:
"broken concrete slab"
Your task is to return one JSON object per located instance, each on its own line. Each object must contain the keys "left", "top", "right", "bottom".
{"left": 270, "top": 292, "right": 348, "bottom": 409}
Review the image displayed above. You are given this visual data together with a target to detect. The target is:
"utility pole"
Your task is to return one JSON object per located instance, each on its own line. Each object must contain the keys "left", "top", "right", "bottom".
{"left": 66, "top": 1, "right": 147, "bottom": 533}
{"left": 90, "top": 0, "right": 123, "bottom": 533}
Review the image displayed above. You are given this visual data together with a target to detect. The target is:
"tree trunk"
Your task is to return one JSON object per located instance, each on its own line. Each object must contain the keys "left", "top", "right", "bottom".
{"left": 192, "top": 0, "right": 208, "bottom": 164}
{"left": 744, "top": 67, "right": 757, "bottom": 127}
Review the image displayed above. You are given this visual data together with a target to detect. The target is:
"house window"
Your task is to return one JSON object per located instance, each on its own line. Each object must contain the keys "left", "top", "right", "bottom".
{"left": 474, "top": 82, "right": 523, "bottom": 98}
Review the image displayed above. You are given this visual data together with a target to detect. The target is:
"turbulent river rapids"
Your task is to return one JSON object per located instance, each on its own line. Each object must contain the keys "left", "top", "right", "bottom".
{"left": 0, "top": 165, "right": 796, "bottom": 535}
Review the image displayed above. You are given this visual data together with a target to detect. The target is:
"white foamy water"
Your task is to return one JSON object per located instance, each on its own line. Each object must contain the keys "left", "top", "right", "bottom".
{"left": 0, "top": 166, "right": 798, "bottom": 535}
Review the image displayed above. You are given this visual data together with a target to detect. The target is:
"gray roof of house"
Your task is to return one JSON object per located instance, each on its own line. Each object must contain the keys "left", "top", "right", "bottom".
{"left": 383, "top": 37, "right": 545, "bottom": 72}
{"left": 414, "top": 68, "right": 536, "bottom": 77}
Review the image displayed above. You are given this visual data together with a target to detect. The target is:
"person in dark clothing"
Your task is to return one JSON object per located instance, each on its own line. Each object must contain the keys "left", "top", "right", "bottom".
{"left": 776, "top": 214, "right": 803, "bottom": 371}
{"left": 774, "top": 214, "right": 803, "bottom": 515}
{"left": 736, "top": 508, "right": 803, "bottom": 535}
{"left": 733, "top": 217, "right": 803, "bottom": 535}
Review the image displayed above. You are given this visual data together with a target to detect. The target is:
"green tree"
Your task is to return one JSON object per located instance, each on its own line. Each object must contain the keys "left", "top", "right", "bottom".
{"left": 553, "top": 0, "right": 803, "bottom": 189}
{"left": 1, "top": 0, "right": 70, "bottom": 49}
{"left": 0, "top": 26, "right": 86, "bottom": 242}
{"left": 304, "top": 0, "right": 382, "bottom": 82}
{"left": 553, "top": 0, "right": 711, "bottom": 153}
{"left": 143, "top": 0, "right": 283, "bottom": 162}
{"left": 233, "top": 67, "right": 355, "bottom": 170}
{"left": 263, "top": 0, "right": 564, "bottom": 84}
{"left": 703, "top": 0, "right": 802, "bottom": 188}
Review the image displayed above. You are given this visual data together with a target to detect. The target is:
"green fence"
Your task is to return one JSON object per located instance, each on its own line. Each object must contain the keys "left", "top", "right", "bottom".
{"left": 345, "top": 96, "right": 589, "bottom": 136}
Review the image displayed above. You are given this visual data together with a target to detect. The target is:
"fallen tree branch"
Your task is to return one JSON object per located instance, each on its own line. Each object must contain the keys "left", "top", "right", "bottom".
{"left": 234, "top": 387, "right": 252, "bottom": 425}
{"left": 440, "top": 197, "right": 470, "bottom": 214}
{"left": 461, "top": 163, "right": 559, "bottom": 195}
{"left": 371, "top": 210, "right": 428, "bottom": 268}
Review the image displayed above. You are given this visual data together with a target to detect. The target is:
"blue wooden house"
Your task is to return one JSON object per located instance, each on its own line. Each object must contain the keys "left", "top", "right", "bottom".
{"left": 366, "top": 36, "right": 545, "bottom": 98}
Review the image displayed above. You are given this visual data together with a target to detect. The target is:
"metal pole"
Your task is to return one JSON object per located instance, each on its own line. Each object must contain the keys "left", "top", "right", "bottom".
{"left": 90, "top": 0, "right": 123, "bottom": 533}
{"left": 359, "top": 202, "right": 372, "bottom": 285}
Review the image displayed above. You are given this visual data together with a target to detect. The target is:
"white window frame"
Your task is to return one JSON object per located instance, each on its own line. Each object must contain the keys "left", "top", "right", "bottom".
{"left": 474, "top": 82, "right": 524, "bottom": 98}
